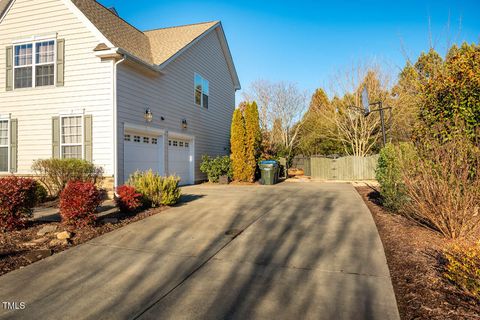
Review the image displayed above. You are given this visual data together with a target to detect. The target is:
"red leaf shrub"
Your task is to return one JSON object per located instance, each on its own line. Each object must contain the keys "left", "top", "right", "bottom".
{"left": 0, "top": 176, "right": 37, "bottom": 230}
{"left": 59, "top": 181, "right": 102, "bottom": 227}
{"left": 115, "top": 185, "right": 142, "bottom": 213}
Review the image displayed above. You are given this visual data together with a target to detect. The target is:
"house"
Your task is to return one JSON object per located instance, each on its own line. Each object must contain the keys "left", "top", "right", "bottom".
{"left": 0, "top": 0, "right": 240, "bottom": 191}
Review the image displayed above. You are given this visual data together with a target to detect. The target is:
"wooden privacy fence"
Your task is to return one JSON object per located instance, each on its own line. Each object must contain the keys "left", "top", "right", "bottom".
{"left": 309, "top": 155, "right": 379, "bottom": 180}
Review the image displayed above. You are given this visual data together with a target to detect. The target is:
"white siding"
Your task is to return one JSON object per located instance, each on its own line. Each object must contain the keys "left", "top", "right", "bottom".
{"left": 0, "top": 0, "right": 114, "bottom": 174}
{"left": 117, "top": 29, "right": 236, "bottom": 184}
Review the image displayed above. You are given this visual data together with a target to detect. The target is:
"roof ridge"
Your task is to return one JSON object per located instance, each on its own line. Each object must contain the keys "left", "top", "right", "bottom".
{"left": 143, "top": 20, "right": 219, "bottom": 33}
{"left": 91, "top": 0, "right": 145, "bottom": 35}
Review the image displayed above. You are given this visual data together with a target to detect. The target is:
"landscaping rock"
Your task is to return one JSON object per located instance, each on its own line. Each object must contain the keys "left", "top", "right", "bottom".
{"left": 24, "top": 249, "right": 52, "bottom": 263}
{"left": 49, "top": 239, "right": 69, "bottom": 247}
{"left": 102, "top": 218, "right": 119, "bottom": 224}
{"left": 36, "top": 225, "right": 57, "bottom": 236}
{"left": 56, "top": 231, "right": 72, "bottom": 240}
{"left": 32, "top": 237, "right": 49, "bottom": 244}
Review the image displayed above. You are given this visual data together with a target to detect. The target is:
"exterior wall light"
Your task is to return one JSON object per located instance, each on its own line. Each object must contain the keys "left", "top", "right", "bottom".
{"left": 144, "top": 108, "right": 153, "bottom": 123}
{"left": 182, "top": 119, "right": 188, "bottom": 129}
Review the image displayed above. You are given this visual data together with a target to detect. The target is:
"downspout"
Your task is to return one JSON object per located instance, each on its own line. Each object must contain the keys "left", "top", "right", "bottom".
{"left": 113, "top": 55, "right": 126, "bottom": 190}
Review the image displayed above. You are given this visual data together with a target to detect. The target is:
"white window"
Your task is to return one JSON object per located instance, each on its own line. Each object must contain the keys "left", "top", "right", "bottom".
{"left": 173, "top": 140, "right": 178, "bottom": 147}
{"left": 13, "top": 40, "right": 55, "bottom": 89}
{"left": 179, "top": 141, "right": 184, "bottom": 147}
{"left": 185, "top": 142, "right": 189, "bottom": 148}
{"left": 194, "top": 73, "right": 209, "bottom": 108}
{"left": 60, "top": 116, "right": 83, "bottom": 159}
{"left": 124, "top": 134, "right": 131, "bottom": 141}
{"left": 143, "top": 137, "right": 150, "bottom": 144}
{"left": 168, "top": 140, "right": 172, "bottom": 146}
{"left": 0, "top": 120, "right": 9, "bottom": 172}
{"left": 134, "top": 135, "right": 140, "bottom": 143}
{"left": 152, "top": 138, "right": 158, "bottom": 145}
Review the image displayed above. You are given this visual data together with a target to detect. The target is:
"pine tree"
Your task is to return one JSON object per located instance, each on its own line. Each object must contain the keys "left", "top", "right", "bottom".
{"left": 243, "top": 102, "right": 262, "bottom": 182}
{"left": 230, "top": 108, "right": 247, "bottom": 181}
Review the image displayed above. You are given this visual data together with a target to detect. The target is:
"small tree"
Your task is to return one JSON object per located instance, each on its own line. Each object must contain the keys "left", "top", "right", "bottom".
{"left": 244, "top": 101, "right": 262, "bottom": 181}
{"left": 230, "top": 108, "right": 248, "bottom": 181}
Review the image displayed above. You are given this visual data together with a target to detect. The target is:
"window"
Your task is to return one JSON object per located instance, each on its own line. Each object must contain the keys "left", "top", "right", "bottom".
{"left": 143, "top": 137, "right": 150, "bottom": 144}
{"left": 0, "top": 120, "right": 9, "bottom": 172}
{"left": 179, "top": 141, "right": 184, "bottom": 147}
{"left": 14, "top": 40, "right": 55, "bottom": 89}
{"left": 185, "top": 142, "right": 189, "bottom": 148}
{"left": 168, "top": 140, "right": 172, "bottom": 146}
{"left": 152, "top": 138, "right": 158, "bottom": 145}
{"left": 173, "top": 140, "right": 178, "bottom": 147}
{"left": 134, "top": 136, "right": 141, "bottom": 143}
{"left": 194, "top": 73, "right": 209, "bottom": 108}
{"left": 60, "top": 116, "right": 82, "bottom": 159}
{"left": 124, "top": 134, "right": 131, "bottom": 141}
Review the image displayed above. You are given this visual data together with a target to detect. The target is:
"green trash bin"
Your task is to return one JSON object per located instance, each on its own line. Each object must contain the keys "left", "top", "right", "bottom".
{"left": 260, "top": 160, "right": 279, "bottom": 185}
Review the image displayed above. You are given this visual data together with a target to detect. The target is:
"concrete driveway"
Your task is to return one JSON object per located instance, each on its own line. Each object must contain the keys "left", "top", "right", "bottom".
{"left": 0, "top": 182, "right": 399, "bottom": 320}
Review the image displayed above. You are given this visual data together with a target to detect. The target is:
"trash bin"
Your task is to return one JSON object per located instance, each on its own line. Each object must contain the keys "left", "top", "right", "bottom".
{"left": 259, "top": 160, "right": 279, "bottom": 185}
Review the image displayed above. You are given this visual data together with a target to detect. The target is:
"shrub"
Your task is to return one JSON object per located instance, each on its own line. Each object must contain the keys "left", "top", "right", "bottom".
{"left": 128, "top": 171, "right": 182, "bottom": 207}
{"left": 160, "top": 176, "right": 181, "bottom": 205}
{"left": 128, "top": 170, "right": 163, "bottom": 207}
{"left": 442, "top": 243, "right": 480, "bottom": 301}
{"left": 200, "top": 155, "right": 232, "bottom": 183}
{"left": 34, "top": 181, "right": 48, "bottom": 204}
{"left": 32, "top": 158, "right": 103, "bottom": 197}
{"left": 244, "top": 101, "right": 262, "bottom": 182}
{"left": 230, "top": 108, "right": 248, "bottom": 181}
{"left": 116, "top": 185, "right": 142, "bottom": 213}
{"left": 0, "top": 176, "right": 37, "bottom": 230}
{"left": 402, "top": 133, "right": 480, "bottom": 238}
{"left": 59, "top": 181, "right": 102, "bottom": 227}
{"left": 375, "top": 142, "right": 416, "bottom": 211}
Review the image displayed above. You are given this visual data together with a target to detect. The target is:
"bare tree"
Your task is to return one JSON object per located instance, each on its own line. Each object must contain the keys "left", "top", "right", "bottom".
{"left": 244, "top": 80, "right": 308, "bottom": 159}
{"left": 311, "top": 64, "right": 392, "bottom": 156}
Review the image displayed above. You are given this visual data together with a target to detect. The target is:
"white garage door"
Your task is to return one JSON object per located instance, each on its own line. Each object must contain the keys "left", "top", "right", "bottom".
{"left": 124, "top": 133, "right": 164, "bottom": 182}
{"left": 168, "top": 138, "right": 192, "bottom": 185}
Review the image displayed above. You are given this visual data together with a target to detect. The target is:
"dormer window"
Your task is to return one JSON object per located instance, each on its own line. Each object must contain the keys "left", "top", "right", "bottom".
{"left": 14, "top": 40, "right": 55, "bottom": 89}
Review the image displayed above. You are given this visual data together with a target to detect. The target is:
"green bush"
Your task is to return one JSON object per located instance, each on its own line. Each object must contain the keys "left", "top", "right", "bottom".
{"left": 376, "top": 142, "right": 416, "bottom": 211}
{"left": 200, "top": 155, "right": 232, "bottom": 183}
{"left": 32, "top": 158, "right": 103, "bottom": 197}
{"left": 127, "top": 170, "right": 181, "bottom": 207}
{"left": 442, "top": 243, "right": 480, "bottom": 301}
{"left": 160, "top": 176, "right": 181, "bottom": 205}
{"left": 34, "top": 181, "right": 48, "bottom": 204}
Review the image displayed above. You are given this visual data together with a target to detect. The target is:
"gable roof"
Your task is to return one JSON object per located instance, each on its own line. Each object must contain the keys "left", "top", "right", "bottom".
{"left": 71, "top": 0, "right": 153, "bottom": 63}
{"left": 145, "top": 22, "right": 218, "bottom": 66}
{"left": 0, "top": 0, "right": 240, "bottom": 89}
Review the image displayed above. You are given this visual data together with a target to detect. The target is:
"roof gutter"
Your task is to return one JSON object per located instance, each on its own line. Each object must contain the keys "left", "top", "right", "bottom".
{"left": 116, "top": 48, "right": 161, "bottom": 73}
{"left": 95, "top": 47, "right": 161, "bottom": 74}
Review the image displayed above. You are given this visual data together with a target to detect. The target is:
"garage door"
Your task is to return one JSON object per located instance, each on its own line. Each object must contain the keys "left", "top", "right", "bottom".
{"left": 168, "top": 138, "right": 192, "bottom": 185}
{"left": 124, "top": 133, "right": 164, "bottom": 182}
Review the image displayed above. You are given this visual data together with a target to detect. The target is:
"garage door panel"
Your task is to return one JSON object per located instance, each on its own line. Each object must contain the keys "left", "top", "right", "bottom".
{"left": 168, "top": 138, "right": 192, "bottom": 185}
{"left": 124, "top": 133, "right": 164, "bottom": 182}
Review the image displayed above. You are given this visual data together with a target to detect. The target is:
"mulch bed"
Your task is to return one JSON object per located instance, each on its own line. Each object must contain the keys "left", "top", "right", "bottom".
{"left": 356, "top": 186, "right": 480, "bottom": 320}
{"left": 0, "top": 207, "right": 167, "bottom": 277}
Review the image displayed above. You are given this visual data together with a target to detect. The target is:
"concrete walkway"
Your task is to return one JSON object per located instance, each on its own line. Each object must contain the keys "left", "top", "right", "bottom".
{"left": 0, "top": 183, "right": 399, "bottom": 320}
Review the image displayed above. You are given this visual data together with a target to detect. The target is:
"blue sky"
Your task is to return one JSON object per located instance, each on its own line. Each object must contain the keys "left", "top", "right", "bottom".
{"left": 99, "top": 0, "right": 479, "bottom": 101}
